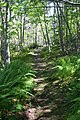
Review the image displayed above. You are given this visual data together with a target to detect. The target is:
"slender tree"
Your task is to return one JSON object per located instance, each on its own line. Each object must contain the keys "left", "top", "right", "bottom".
{"left": 44, "top": 9, "right": 51, "bottom": 51}
{"left": 57, "top": 4, "right": 64, "bottom": 53}
{"left": 4, "top": 0, "right": 10, "bottom": 65}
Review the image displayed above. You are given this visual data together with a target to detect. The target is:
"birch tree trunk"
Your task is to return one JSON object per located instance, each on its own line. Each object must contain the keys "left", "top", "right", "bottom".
{"left": 0, "top": 7, "right": 5, "bottom": 66}
{"left": 4, "top": 0, "right": 10, "bottom": 65}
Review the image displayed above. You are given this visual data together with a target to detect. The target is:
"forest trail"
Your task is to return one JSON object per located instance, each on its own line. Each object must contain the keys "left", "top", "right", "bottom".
{"left": 26, "top": 48, "right": 66, "bottom": 120}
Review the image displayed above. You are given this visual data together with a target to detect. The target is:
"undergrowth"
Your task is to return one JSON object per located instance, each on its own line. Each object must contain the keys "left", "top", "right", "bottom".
{"left": 54, "top": 57, "right": 80, "bottom": 120}
{"left": 41, "top": 47, "right": 80, "bottom": 120}
{"left": 0, "top": 48, "right": 36, "bottom": 120}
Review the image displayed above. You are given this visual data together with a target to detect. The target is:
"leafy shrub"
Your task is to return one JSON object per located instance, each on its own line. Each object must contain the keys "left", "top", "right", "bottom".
{"left": 55, "top": 56, "right": 80, "bottom": 120}
{"left": 54, "top": 56, "right": 79, "bottom": 82}
{"left": 66, "top": 65, "right": 80, "bottom": 120}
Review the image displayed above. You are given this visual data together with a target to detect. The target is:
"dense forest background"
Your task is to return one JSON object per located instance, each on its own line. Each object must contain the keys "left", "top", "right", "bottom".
{"left": 0, "top": 0, "right": 80, "bottom": 65}
{"left": 0, "top": 0, "right": 80, "bottom": 120}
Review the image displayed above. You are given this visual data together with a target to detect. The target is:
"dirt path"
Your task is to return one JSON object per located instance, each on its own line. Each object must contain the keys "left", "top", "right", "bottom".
{"left": 26, "top": 49, "right": 66, "bottom": 120}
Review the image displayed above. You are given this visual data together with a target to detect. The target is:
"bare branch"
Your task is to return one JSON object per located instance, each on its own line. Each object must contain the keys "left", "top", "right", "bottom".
{"left": 62, "top": 0, "right": 80, "bottom": 6}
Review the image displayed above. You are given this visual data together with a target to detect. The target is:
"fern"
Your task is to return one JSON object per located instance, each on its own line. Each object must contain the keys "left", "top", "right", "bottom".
{"left": 0, "top": 50, "right": 36, "bottom": 119}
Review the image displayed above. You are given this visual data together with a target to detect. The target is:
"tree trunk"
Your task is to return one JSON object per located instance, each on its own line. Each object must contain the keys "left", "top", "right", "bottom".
{"left": 4, "top": 0, "right": 10, "bottom": 65}
{"left": 0, "top": 7, "right": 5, "bottom": 66}
{"left": 34, "top": 24, "right": 37, "bottom": 45}
{"left": 44, "top": 11, "right": 51, "bottom": 52}
{"left": 19, "top": 15, "right": 23, "bottom": 50}
{"left": 37, "top": 13, "right": 47, "bottom": 46}
{"left": 22, "top": 15, "right": 25, "bottom": 44}
{"left": 57, "top": 2, "right": 73, "bottom": 53}
{"left": 57, "top": 6, "right": 64, "bottom": 53}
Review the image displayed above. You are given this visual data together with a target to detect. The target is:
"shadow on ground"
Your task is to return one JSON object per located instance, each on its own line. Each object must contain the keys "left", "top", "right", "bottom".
{"left": 26, "top": 49, "right": 67, "bottom": 120}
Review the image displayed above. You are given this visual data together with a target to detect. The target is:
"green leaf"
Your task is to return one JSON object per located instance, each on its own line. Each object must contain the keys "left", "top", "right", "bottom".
{"left": 16, "top": 104, "right": 23, "bottom": 110}
{"left": 57, "top": 65, "right": 63, "bottom": 70}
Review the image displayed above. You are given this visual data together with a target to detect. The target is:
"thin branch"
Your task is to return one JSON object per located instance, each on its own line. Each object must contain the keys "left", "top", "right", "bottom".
{"left": 63, "top": 0, "right": 80, "bottom": 6}
{"left": 55, "top": 0, "right": 80, "bottom": 6}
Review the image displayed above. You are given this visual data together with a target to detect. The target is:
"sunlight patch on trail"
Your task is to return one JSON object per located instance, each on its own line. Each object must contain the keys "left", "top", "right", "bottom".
{"left": 34, "top": 83, "right": 48, "bottom": 91}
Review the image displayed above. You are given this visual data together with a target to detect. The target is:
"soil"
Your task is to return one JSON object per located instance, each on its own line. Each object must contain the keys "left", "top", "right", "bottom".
{"left": 23, "top": 49, "right": 67, "bottom": 120}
